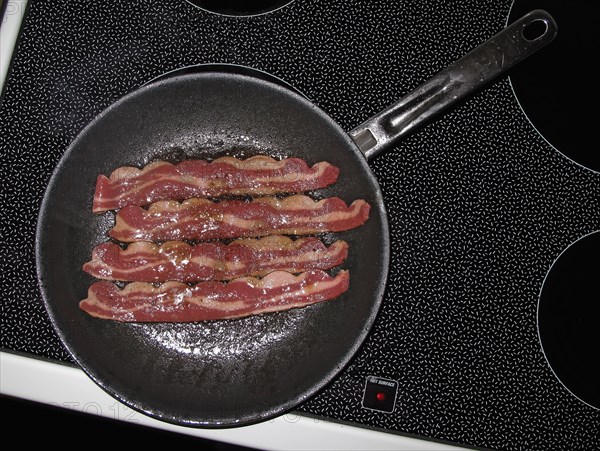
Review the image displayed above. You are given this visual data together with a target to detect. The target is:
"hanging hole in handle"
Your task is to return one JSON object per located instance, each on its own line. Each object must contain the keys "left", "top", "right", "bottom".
{"left": 522, "top": 18, "right": 549, "bottom": 41}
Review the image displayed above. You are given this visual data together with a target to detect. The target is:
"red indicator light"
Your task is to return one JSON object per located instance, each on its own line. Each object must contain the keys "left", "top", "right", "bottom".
{"left": 376, "top": 392, "right": 386, "bottom": 402}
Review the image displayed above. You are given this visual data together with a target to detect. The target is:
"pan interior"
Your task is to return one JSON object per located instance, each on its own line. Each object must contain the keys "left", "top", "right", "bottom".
{"left": 35, "top": 72, "right": 389, "bottom": 427}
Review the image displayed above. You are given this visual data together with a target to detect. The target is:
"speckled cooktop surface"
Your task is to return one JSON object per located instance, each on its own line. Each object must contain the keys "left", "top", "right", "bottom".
{"left": 1, "top": 1, "right": 599, "bottom": 449}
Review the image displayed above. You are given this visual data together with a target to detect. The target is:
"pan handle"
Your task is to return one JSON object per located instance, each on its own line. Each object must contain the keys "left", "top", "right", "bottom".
{"left": 349, "top": 9, "right": 557, "bottom": 160}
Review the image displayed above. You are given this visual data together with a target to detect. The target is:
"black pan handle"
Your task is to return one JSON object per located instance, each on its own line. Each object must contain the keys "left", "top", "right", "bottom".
{"left": 349, "top": 9, "right": 557, "bottom": 160}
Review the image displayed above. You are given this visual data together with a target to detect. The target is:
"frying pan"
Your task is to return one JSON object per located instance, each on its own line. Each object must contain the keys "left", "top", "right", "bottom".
{"left": 36, "top": 10, "right": 556, "bottom": 427}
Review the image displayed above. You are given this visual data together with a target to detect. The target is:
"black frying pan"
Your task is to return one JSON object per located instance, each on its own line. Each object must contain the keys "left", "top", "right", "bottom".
{"left": 36, "top": 10, "right": 556, "bottom": 427}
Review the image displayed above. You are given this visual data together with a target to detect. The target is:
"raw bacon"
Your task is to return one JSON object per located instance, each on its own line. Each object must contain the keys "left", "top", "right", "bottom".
{"left": 109, "top": 195, "right": 370, "bottom": 243}
{"left": 79, "top": 269, "right": 350, "bottom": 322}
{"left": 92, "top": 156, "right": 340, "bottom": 213}
{"left": 83, "top": 237, "right": 349, "bottom": 282}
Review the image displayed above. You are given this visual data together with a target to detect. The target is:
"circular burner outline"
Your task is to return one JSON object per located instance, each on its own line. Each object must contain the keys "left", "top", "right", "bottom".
{"left": 536, "top": 229, "right": 600, "bottom": 410}
{"left": 507, "top": 78, "right": 600, "bottom": 176}
{"left": 505, "top": 1, "right": 600, "bottom": 175}
{"left": 184, "top": 0, "right": 295, "bottom": 18}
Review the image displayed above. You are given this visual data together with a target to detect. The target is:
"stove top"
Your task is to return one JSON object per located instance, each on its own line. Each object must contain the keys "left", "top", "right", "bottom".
{"left": 1, "top": 1, "right": 599, "bottom": 449}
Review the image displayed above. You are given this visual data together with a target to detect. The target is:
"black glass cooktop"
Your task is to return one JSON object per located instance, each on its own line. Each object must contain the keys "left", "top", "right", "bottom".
{"left": 1, "top": 1, "right": 599, "bottom": 449}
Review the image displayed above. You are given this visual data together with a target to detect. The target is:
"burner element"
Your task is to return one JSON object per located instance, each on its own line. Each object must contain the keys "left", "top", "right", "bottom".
{"left": 538, "top": 231, "right": 600, "bottom": 410}
{"left": 508, "top": 1, "right": 600, "bottom": 172}
{"left": 186, "top": 0, "right": 294, "bottom": 16}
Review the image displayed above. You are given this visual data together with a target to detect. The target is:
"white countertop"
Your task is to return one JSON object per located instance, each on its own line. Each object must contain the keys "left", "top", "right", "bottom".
{"left": 0, "top": 2, "right": 465, "bottom": 448}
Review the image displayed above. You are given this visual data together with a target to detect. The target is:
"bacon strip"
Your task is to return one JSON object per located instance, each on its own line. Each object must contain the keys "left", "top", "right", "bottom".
{"left": 83, "top": 237, "right": 349, "bottom": 282}
{"left": 92, "top": 156, "right": 340, "bottom": 213}
{"left": 79, "top": 270, "right": 349, "bottom": 322}
{"left": 109, "top": 195, "right": 370, "bottom": 243}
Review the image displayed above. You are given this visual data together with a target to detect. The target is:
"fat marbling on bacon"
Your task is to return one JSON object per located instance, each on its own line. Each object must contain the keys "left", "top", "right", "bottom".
{"left": 79, "top": 269, "right": 350, "bottom": 322}
{"left": 109, "top": 194, "right": 370, "bottom": 243}
{"left": 92, "top": 156, "right": 340, "bottom": 213}
{"left": 83, "top": 236, "right": 349, "bottom": 282}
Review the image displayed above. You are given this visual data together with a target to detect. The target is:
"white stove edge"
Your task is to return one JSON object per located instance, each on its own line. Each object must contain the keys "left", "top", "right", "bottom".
{"left": 0, "top": 0, "right": 26, "bottom": 88}
{"left": 0, "top": 2, "right": 465, "bottom": 449}
{"left": 0, "top": 352, "right": 464, "bottom": 450}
